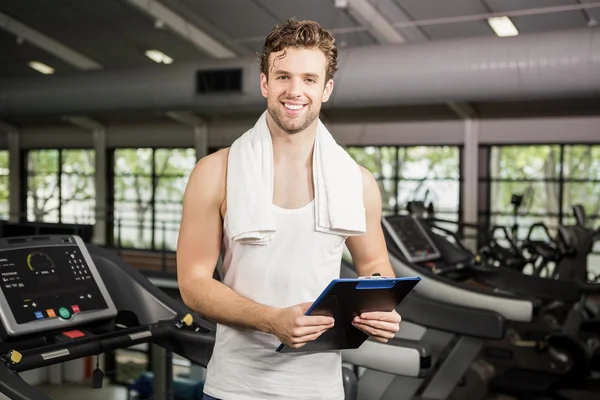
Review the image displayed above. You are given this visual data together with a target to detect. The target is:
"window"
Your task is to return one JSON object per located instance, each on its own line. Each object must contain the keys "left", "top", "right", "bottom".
{"left": 346, "top": 146, "right": 462, "bottom": 224}
{"left": 0, "top": 151, "right": 9, "bottom": 220}
{"left": 26, "top": 149, "right": 96, "bottom": 223}
{"left": 487, "top": 145, "right": 561, "bottom": 240}
{"left": 112, "top": 148, "right": 196, "bottom": 251}
{"left": 484, "top": 144, "right": 600, "bottom": 278}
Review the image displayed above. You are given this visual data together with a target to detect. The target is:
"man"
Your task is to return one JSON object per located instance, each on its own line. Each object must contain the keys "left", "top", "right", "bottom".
{"left": 177, "top": 18, "right": 401, "bottom": 400}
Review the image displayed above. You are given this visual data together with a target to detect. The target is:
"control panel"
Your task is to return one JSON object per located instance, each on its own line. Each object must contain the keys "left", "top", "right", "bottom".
{"left": 0, "top": 235, "right": 117, "bottom": 337}
{"left": 382, "top": 215, "right": 441, "bottom": 263}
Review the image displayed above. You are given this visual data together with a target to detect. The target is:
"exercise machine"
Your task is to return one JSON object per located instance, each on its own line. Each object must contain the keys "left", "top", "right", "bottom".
{"left": 0, "top": 235, "right": 216, "bottom": 400}
{"left": 382, "top": 215, "right": 600, "bottom": 399}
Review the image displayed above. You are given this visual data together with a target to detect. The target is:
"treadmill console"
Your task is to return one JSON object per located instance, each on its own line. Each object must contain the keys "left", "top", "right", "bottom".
{"left": 0, "top": 235, "right": 117, "bottom": 337}
{"left": 382, "top": 215, "right": 441, "bottom": 263}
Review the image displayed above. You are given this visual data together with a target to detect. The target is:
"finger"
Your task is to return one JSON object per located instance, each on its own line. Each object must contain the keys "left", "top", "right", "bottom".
{"left": 292, "top": 323, "right": 334, "bottom": 338}
{"left": 352, "top": 321, "right": 396, "bottom": 340}
{"left": 296, "top": 314, "right": 335, "bottom": 327}
{"left": 291, "top": 327, "right": 328, "bottom": 345}
{"left": 359, "top": 311, "right": 401, "bottom": 323}
{"left": 353, "top": 317, "right": 399, "bottom": 334}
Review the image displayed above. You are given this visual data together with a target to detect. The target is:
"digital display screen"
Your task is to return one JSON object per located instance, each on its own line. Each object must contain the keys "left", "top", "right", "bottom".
{"left": 0, "top": 245, "right": 109, "bottom": 325}
{"left": 388, "top": 217, "right": 439, "bottom": 262}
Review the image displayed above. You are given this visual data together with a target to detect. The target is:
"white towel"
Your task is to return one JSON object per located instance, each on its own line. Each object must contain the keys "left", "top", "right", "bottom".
{"left": 226, "top": 111, "right": 366, "bottom": 245}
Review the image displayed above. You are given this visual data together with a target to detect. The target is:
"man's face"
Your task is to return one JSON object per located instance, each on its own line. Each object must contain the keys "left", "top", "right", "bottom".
{"left": 260, "top": 47, "right": 334, "bottom": 135}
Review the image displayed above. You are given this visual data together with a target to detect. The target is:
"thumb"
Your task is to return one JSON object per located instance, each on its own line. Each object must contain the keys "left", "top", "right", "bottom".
{"left": 299, "top": 302, "right": 313, "bottom": 313}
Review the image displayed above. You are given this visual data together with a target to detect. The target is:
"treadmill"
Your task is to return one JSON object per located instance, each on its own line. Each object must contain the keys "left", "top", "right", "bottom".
{"left": 0, "top": 235, "right": 216, "bottom": 400}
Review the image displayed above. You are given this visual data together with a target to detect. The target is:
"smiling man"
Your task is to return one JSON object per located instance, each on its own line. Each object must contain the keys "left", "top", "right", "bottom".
{"left": 177, "top": 18, "right": 401, "bottom": 400}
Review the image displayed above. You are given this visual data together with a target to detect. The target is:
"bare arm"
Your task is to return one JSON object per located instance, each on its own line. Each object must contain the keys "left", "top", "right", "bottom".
{"left": 346, "top": 167, "right": 395, "bottom": 278}
{"left": 347, "top": 167, "right": 401, "bottom": 342}
{"left": 176, "top": 149, "right": 277, "bottom": 333}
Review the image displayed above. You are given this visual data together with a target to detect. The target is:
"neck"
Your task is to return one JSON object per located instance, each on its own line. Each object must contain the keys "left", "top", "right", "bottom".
{"left": 267, "top": 114, "right": 318, "bottom": 164}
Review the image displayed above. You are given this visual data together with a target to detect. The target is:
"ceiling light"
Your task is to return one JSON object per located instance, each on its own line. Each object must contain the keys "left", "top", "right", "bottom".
{"left": 487, "top": 16, "right": 519, "bottom": 37}
{"left": 29, "top": 61, "right": 54, "bottom": 75}
{"left": 145, "top": 50, "right": 173, "bottom": 64}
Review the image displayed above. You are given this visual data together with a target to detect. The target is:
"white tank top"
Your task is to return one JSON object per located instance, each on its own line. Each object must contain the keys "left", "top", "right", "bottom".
{"left": 203, "top": 199, "right": 347, "bottom": 400}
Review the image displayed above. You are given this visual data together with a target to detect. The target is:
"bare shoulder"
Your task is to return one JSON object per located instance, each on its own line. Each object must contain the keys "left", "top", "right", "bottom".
{"left": 357, "top": 165, "right": 382, "bottom": 209}
{"left": 186, "top": 148, "right": 230, "bottom": 209}
{"left": 357, "top": 165, "right": 378, "bottom": 192}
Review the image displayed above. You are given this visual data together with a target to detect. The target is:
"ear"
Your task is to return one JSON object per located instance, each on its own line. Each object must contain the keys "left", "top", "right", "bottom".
{"left": 260, "top": 73, "right": 268, "bottom": 99}
{"left": 321, "top": 79, "right": 334, "bottom": 103}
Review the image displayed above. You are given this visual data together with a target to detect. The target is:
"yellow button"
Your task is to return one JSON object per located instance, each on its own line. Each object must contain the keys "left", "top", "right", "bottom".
{"left": 46, "top": 309, "right": 56, "bottom": 318}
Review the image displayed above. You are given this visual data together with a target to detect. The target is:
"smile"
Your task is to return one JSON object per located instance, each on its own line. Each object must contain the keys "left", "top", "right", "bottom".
{"left": 283, "top": 103, "right": 305, "bottom": 110}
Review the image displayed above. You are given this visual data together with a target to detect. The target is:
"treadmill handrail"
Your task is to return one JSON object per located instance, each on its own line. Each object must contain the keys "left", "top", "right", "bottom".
{"left": 342, "top": 337, "right": 429, "bottom": 378}
{"left": 389, "top": 253, "right": 534, "bottom": 322}
{"left": 399, "top": 292, "right": 505, "bottom": 340}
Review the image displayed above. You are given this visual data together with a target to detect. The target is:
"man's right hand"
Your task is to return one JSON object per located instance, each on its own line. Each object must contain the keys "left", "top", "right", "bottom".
{"left": 270, "top": 302, "right": 335, "bottom": 349}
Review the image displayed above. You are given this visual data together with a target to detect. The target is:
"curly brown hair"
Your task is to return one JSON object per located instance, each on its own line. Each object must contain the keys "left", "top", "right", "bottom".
{"left": 259, "top": 18, "right": 339, "bottom": 83}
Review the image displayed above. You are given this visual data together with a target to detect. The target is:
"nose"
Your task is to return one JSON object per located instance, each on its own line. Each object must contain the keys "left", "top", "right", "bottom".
{"left": 287, "top": 78, "right": 302, "bottom": 97}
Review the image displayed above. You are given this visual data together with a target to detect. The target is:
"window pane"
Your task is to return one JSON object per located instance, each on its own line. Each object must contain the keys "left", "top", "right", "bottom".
{"left": 28, "top": 150, "right": 59, "bottom": 174}
{"left": 490, "top": 181, "right": 560, "bottom": 215}
{"left": 61, "top": 175, "right": 96, "bottom": 224}
{"left": 398, "top": 180, "right": 460, "bottom": 214}
{"left": 155, "top": 176, "right": 189, "bottom": 203}
{"left": 400, "top": 146, "right": 460, "bottom": 180}
{"left": 490, "top": 145, "right": 561, "bottom": 180}
{"left": 113, "top": 201, "right": 153, "bottom": 249}
{"left": 563, "top": 145, "right": 600, "bottom": 181}
{"left": 62, "top": 150, "right": 95, "bottom": 175}
{"left": 115, "top": 149, "right": 152, "bottom": 175}
{"left": 27, "top": 172, "right": 59, "bottom": 222}
{"left": 154, "top": 148, "right": 197, "bottom": 176}
{"left": 347, "top": 147, "right": 396, "bottom": 179}
{"left": 0, "top": 151, "right": 9, "bottom": 220}
{"left": 114, "top": 176, "right": 153, "bottom": 203}
{"left": 562, "top": 182, "right": 600, "bottom": 217}
{"left": 154, "top": 204, "right": 182, "bottom": 252}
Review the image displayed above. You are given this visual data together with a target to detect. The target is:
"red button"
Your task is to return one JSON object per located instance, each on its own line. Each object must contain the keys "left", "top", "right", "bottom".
{"left": 63, "top": 330, "right": 85, "bottom": 339}
{"left": 71, "top": 305, "right": 80, "bottom": 313}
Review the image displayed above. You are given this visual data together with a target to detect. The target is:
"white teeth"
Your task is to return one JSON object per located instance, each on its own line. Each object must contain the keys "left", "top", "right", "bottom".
{"left": 284, "top": 103, "right": 303, "bottom": 110}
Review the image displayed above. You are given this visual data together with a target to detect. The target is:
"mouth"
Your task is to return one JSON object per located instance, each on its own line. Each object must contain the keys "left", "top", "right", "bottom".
{"left": 281, "top": 102, "right": 306, "bottom": 115}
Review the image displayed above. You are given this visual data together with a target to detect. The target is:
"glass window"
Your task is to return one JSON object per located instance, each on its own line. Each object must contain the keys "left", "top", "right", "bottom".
{"left": 113, "top": 148, "right": 196, "bottom": 251}
{"left": 0, "top": 151, "right": 9, "bottom": 220}
{"left": 26, "top": 149, "right": 95, "bottom": 223}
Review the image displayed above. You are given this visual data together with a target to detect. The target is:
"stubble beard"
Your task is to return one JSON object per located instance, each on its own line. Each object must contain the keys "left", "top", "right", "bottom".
{"left": 268, "top": 100, "right": 320, "bottom": 135}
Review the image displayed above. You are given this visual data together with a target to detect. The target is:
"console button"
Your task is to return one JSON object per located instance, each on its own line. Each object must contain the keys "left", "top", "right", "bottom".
{"left": 58, "top": 307, "right": 71, "bottom": 319}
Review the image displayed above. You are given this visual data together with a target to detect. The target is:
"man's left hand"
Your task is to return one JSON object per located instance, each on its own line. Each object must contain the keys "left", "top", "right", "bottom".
{"left": 352, "top": 310, "right": 401, "bottom": 343}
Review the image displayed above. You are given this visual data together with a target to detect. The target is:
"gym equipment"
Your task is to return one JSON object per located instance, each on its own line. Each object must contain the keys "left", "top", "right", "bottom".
{"left": 382, "top": 216, "right": 600, "bottom": 400}
{"left": 0, "top": 234, "right": 215, "bottom": 400}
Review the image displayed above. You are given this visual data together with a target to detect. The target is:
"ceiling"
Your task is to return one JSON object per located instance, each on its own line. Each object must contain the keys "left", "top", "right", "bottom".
{"left": 1, "top": 0, "right": 599, "bottom": 80}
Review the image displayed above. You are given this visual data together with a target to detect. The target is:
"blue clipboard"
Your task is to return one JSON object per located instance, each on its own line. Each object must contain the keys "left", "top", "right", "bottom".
{"left": 276, "top": 276, "right": 421, "bottom": 353}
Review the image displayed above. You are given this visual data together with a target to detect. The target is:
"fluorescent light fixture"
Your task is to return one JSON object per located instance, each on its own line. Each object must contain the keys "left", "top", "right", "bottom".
{"left": 29, "top": 61, "right": 54, "bottom": 75}
{"left": 488, "top": 16, "right": 519, "bottom": 37}
{"left": 145, "top": 50, "right": 173, "bottom": 64}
